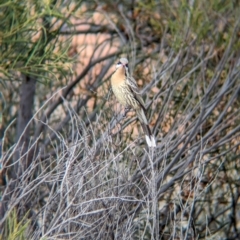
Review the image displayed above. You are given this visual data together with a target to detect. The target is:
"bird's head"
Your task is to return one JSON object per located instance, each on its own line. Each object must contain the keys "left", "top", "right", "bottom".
{"left": 116, "top": 58, "right": 129, "bottom": 70}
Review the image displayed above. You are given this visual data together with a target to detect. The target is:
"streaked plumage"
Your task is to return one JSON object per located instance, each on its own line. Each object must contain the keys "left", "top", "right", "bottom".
{"left": 111, "top": 57, "right": 156, "bottom": 147}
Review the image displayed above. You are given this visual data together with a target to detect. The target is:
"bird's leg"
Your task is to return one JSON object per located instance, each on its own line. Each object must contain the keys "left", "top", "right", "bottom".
{"left": 123, "top": 107, "right": 131, "bottom": 118}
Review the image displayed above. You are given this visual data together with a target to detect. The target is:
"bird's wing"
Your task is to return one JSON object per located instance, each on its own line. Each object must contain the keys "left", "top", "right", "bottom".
{"left": 126, "top": 77, "right": 146, "bottom": 111}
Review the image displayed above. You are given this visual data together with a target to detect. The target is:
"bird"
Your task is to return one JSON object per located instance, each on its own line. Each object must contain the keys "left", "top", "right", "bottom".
{"left": 111, "top": 57, "right": 156, "bottom": 147}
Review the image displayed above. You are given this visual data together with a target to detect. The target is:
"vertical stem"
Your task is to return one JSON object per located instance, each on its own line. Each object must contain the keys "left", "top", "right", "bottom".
{"left": 149, "top": 148, "right": 158, "bottom": 240}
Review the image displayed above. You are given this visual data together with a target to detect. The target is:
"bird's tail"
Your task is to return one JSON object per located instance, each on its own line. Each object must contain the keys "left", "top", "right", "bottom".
{"left": 136, "top": 109, "right": 156, "bottom": 148}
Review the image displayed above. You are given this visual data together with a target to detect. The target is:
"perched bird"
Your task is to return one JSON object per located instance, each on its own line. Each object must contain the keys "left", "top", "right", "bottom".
{"left": 111, "top": 57, "right": 156, "bottom": 147}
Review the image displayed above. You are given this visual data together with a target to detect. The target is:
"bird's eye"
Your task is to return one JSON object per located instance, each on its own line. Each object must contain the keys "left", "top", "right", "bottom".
{"left": 116, "top": 62, "right": 122, "bottom": 69}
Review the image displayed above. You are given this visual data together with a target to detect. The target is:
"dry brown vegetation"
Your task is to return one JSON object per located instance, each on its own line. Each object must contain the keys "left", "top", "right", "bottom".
{"left": 0, "top": 0, "right": 240, "bottom": 239}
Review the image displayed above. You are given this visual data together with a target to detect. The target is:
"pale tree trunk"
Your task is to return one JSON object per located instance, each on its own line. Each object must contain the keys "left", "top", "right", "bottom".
{"left": 0, "top": 75, "right": 36, "bottom": 221}
{"left": 14, "top": 76, "right": 36, "bottom": 175}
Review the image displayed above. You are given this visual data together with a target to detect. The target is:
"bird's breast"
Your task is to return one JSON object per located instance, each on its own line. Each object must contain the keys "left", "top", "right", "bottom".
{"left": 111, "top": 67, "right": 126, "bottom": 86}
{"left": 111, "top": 82, "right": 129, "bottom": 107}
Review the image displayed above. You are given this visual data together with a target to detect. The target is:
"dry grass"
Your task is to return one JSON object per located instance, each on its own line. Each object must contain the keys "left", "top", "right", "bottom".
{"left": 1, "top": 0, "right": 240, "bottom": 239}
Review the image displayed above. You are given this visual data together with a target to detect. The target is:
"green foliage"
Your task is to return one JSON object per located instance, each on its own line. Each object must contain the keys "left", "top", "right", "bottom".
{"left": 0, "top": 0, "right": 82, "bottom": 149}
{"left": 0, "top": 0, "right": 74, "bottom": 83}
{"left": 134, "top": 0, "right": 239, "bottom": 50}
{"left": 0, "top": 209, "right": 30, "bottom": 240}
